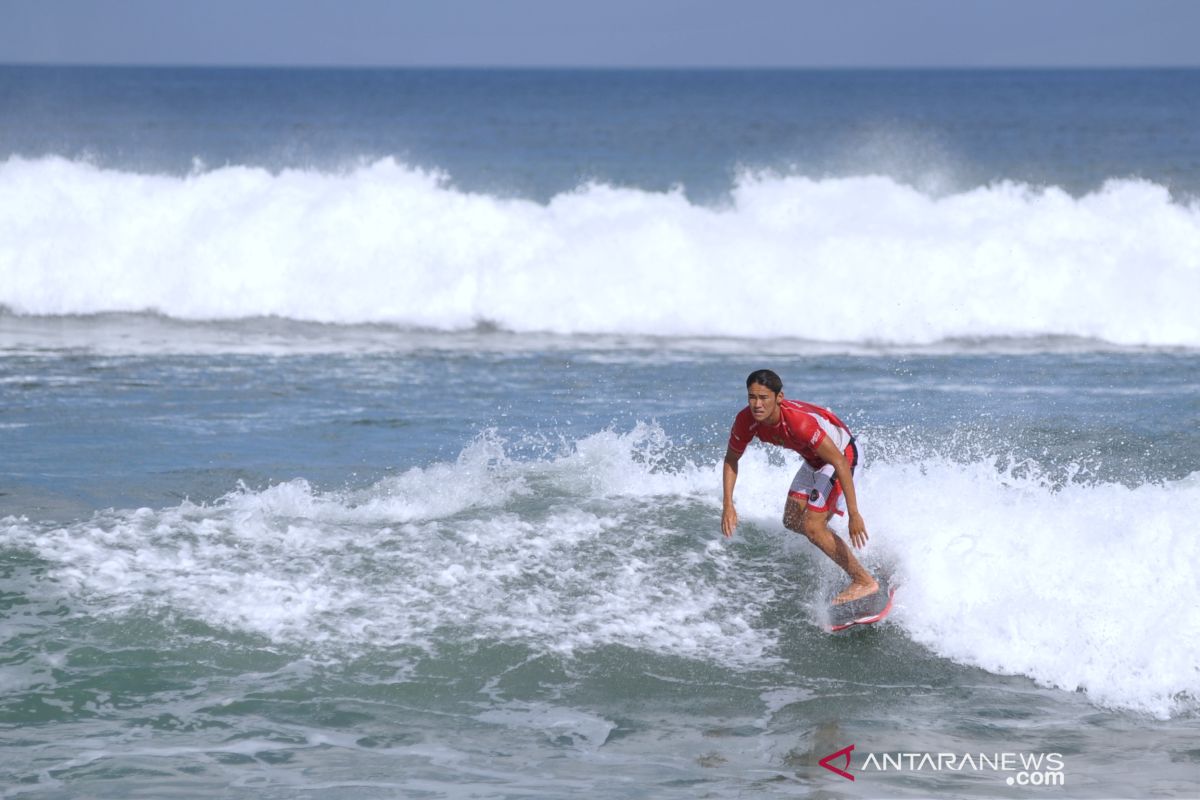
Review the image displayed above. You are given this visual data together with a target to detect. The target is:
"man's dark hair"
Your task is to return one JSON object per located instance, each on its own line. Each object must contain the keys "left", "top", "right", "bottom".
{"left": 746, "top": 369, "right": 783, "bottom": 394}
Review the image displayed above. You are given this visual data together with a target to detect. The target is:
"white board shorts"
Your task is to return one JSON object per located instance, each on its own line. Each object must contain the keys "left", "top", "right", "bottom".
{"left": 787, "top": 437, "right": 859, "bottom": 516}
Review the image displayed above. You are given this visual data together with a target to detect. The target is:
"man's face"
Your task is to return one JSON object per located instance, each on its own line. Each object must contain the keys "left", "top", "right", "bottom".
{"left": 746, "top": 383, "right": 781, "bottom": 423}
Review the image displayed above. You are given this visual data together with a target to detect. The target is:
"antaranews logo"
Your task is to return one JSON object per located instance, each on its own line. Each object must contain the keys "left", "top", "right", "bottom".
{"left": 820, "top": 744, "right": 1067, "bottom": 787}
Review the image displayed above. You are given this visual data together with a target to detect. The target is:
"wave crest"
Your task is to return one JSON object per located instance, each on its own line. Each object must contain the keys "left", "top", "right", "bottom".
{"left": 2, "top": 157, "right": 1198, "bottom": 346}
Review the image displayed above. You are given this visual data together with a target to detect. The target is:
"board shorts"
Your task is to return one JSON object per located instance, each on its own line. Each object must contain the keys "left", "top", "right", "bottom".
{"left": 787, "top": 437, "right": 859, "bottom": 516}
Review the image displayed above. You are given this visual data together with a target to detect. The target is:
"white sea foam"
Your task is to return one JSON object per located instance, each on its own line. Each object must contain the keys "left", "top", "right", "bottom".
{"left": 10, "top": 426, "right": 769, "bottom": 667}
{"left": 7, "top": 426, "right": 1198, "bottom": 717}
{"left": 863, "top": 459, "right": 1200, "bottom": 719}
{"left": 3, "top": 156, "right": 1198, "bottom": 347}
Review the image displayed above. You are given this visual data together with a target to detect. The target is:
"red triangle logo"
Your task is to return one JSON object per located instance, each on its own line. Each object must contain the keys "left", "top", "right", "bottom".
{"left": 819, "top": 744, "right": 855, "bottom": 781}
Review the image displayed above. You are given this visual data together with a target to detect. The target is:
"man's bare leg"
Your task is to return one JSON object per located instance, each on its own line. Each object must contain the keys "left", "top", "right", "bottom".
{"left": 783, "top": 497, "right": 878, "bottom": 604}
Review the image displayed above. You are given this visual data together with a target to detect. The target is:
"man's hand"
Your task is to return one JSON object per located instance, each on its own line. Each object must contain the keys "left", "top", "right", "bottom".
{"left": 721, "top": 447, "right": 741, "bottom": 538}
{"left": 848, "top": 511, "right": 869, "bottom": 549}
{"left": 721, "top": 504, "right": 738, "bottom": 538}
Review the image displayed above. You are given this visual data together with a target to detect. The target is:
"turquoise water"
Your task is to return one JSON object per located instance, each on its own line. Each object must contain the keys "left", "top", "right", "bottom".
{"left": 2, "top": 68, "right": 1199, "bottom": 798}
{"left": 3, "top": 326, "right": 1198, "bottom": 798}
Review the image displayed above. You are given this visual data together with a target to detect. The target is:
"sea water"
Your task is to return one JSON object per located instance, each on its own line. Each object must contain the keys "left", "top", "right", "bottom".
{"left": 1, "top": 67, "right": 1198, "bottom": 799}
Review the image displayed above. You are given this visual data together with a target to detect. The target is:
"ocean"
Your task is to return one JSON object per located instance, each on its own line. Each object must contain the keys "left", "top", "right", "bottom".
{"left": 1, "top": 67, "right": 1198, "bottom": 798}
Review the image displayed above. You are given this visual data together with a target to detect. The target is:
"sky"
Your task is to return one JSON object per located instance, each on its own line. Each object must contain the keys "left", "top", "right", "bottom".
{"left": 2, "top": 0, "right": 1199, "bottom": 69}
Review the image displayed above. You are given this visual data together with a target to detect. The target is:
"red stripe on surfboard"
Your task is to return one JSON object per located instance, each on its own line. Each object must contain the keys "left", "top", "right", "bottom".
{"left": 827, "top": 586, "right": 896, "bottom": 632}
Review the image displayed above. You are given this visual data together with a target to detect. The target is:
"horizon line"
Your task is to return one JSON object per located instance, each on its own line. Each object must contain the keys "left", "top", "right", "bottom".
{"left": 4, "top": 61, "right": 1200, "bottom": 71}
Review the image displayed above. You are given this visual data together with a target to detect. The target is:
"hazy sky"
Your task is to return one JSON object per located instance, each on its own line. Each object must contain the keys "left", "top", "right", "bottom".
{"left": 3, "top": 0, "right": 1199, "bottom": 68}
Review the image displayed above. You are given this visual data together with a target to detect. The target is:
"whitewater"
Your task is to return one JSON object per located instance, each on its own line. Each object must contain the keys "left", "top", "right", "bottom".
{"left": 3, "top": 156, "right": 1198, "bottom": 347}
{"left": 7, "top": 425, "right": 1199, "bottom": 721}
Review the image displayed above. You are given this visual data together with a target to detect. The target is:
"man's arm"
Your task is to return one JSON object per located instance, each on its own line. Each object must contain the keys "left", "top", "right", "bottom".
{"left": 815, "top": 436, "right": 868, "bottom": 548}
{"left": 721, "top": 446, "right": 741, "bottom": 538}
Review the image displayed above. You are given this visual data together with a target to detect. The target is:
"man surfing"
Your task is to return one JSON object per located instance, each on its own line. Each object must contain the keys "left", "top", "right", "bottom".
{"left": 722, "top": 369, "right": 878, "bottom": 604}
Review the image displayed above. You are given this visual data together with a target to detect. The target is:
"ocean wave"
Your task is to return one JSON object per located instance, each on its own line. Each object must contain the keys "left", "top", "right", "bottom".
{"left": 2, "top": 156, "right": 1198, "bottom": 346}
{"left": 6, "top": 425, "right": 1198, "bottom": 718}
{"left": 862, "top": 457, "right": 1200, "bottom": 720}
{"left": 6, "top": 426, "right": 769, "bottom": 667}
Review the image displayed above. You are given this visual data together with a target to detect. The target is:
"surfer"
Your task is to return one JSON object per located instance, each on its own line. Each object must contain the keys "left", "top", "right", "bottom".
{"left": 721, "top": 369, "right": 878, "bottom": 604}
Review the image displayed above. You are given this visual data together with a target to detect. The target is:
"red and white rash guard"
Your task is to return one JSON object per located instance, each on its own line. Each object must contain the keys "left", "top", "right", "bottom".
{"left": 727, "top": 399, "right": 853, "bottom": 468}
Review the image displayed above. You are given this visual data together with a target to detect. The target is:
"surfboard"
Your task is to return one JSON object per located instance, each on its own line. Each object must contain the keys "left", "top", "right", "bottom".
{"left": 825, "top": 578, "right": 896, "bottom": 632}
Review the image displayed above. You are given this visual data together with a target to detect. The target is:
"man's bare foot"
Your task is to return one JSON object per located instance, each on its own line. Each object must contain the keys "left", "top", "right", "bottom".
{"left": 832, "top": 578, "right": 879, "bottom": 605}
